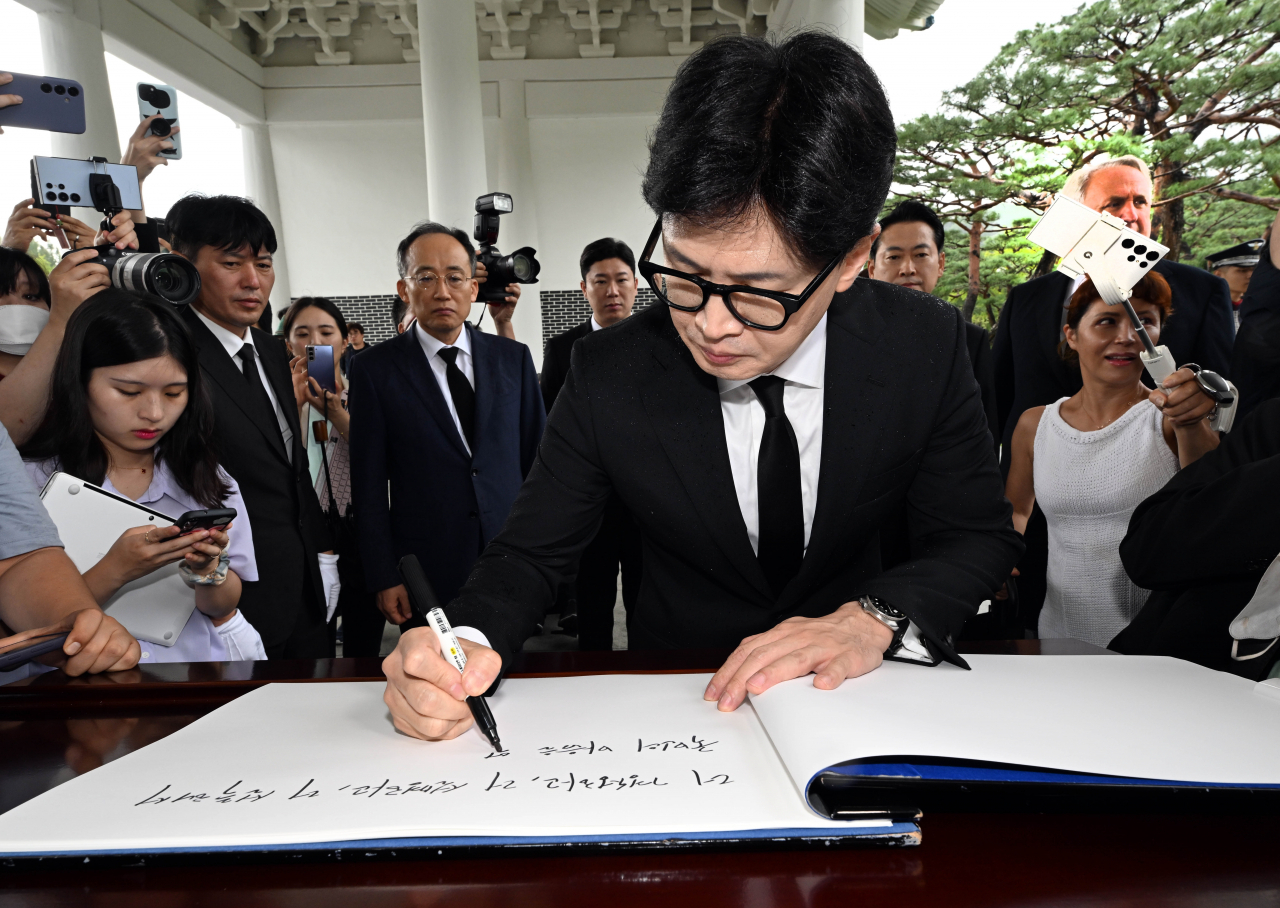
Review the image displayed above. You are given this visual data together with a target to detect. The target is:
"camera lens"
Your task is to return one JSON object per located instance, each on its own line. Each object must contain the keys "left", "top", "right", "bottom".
{"left": 40, "top": 83, "right": 52, "bottom": 93}
{"left": 58, "top": 193, "right": 68, "bottom": 201}
{"left": 45, "top": 192, "right": 56, "bottom": 201}
{"left": 512, "top": 254, "right": 534, "bottom": 282}
{"left": 145, "top": 255, "right": 201, "bottom": 305}
{"left": 54, "top": 85, "right": 65, "bottom": 95}
{"left": 68, "top": 87, "right": 79, "bottom": 97}
{"left": 70, "top": 193, "right": 80, "bottom": 202}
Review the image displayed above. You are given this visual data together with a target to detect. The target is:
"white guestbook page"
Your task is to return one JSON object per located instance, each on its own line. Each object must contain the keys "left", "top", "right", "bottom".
{"left": 751, "top": 654, "right": 1280, "bottom": 794}
{"left": 0, "top": 673, "right": 876, "bottom": 854}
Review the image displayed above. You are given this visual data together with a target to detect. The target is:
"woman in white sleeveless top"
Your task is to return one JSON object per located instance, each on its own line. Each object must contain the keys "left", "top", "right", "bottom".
{"left": 1004, "top": 272, "right": 1221, "bottom": 646}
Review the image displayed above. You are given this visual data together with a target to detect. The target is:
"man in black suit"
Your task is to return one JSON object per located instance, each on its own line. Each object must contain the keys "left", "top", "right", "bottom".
{"left": 540, "top": 238, "right": 642, "bottom": 649}
{"left": 382, "top": 32, "right": 1022, "bottom": 741}
{"left": 167, "top": 195, "right": 336, "bottom": 659}
{"left": 1114, "top": 397, "right": 1280, "bottom": 680}
{"left": 866, "top": 201, "right": 998, "bottom": 447}
{"left": 541, "top": 238, "right": 639, "bottom": 410}
{"left": 994, "top": 157, "right": 1235, "bottom": 469}
{"left": 348, "top": 223, "right": 545, "bottom": 630}
{"left": 992, "top": 158, "right": 1235, "bottom": 633}
{"left": 1230, "top": 211, "right": 1280, "bottom": 421}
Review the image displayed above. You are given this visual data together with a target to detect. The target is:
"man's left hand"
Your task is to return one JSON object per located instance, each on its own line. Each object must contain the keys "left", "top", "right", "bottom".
{"left": 1150, "top": 367, "right": 1216, "bottom": 427}
{"left": 704, "top": 602, "right": 893, "bottom": 711}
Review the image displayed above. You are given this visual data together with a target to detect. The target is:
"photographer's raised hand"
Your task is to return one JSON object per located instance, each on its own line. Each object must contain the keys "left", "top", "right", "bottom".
{"left": 122, "top": 115, "right": 179, "bottom": 184}
{"left": 3, "top": 198, "right": 58, "bottom": 250}
{"left": 95, "top": 210, "right": 138, "bottom": 252}
{"left": 0, "top": 73, "right": 19, "bottom": 134}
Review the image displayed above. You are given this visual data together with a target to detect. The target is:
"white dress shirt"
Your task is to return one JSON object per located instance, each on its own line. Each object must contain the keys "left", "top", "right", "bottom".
{"left": 717, "top": 314, "right": 931, "bottom": 663}
{"left": 415, "top": 322, "right": 475, "bottom": 455}
{"left": 194, "top": 309, "right": 294, "bottom": 463}
{"left": 590, "top": 315, "right": 605, "bottom": 331}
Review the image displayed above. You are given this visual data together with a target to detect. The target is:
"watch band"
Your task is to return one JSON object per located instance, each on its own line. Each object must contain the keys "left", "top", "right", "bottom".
{"left": 860, "top": 595, "right": 908, "bottom": 656}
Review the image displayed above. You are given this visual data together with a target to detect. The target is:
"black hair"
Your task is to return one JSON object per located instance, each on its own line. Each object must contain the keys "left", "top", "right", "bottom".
{"left": 281, "top": 296, "right": 348, "bottom": 340}
{"left": 347, "top": 322, "right": 364, "bottom": 334}
{"left": 397, "top": 222, "right": 476, "bottom": 278}
{"left": 642, "top": 31, "right": 896, "bottom": 269}
{"left": 20, "top": 289, "right": 231, "bottom": 508}
{"left": 579, "top": 238, "right": 636, "bottom": 279}
{"left": 392, "top": 295, "right": 409, "bottom": 330}
{"left": 871, "top": 200, "right": 946, "bottom": 259}
{"left": 166, "top": 194, "right": 278, "bottom": 260}
{"left": 0, "top": 246, "right": 51, "bottom": 307}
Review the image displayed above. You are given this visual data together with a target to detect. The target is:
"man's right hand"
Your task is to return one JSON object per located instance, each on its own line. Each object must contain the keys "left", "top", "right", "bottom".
{"left": 376, "top": 584, "right": 413, "bottom": 624}
{"left": 382, "top": 628, "right": 502, "bottom": 740}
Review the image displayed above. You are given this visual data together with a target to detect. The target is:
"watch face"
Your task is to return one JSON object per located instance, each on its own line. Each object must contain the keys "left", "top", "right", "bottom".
{"left": 878, "top": 604, "right": 907, "bottom": 621}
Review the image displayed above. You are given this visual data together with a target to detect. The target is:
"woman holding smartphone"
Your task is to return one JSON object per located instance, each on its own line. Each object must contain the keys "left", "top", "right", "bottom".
{"left": 20, "top": 289, "right": 266, "bottom": 662}
{"left": 282, "top": 297, "right": 383, "bottom": 658}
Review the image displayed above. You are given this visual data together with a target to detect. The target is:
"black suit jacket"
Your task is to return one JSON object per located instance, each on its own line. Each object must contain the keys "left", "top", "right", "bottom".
{"left": 965, "top": 321, "right": 999, "bottom": 449}
{"left": 181, "top": 307, "right": 329, "bottom": 648}
{"left": 540, "top": 319, "right": 593, "bottom": 412}
{"left": 1230, "top": 241, "right": 1280, "bottom": 421}
{"left": 447, "top": 281, "right": 1023, "bottom": 669}
{"left": 348, "top": 324, "right": 545, "bottom": 602}
{"left": 994, "top": 260, "right": 1235, "bottom": 470}
{"left": 1120, "top": 397, "right": 1280, "bottom": 590}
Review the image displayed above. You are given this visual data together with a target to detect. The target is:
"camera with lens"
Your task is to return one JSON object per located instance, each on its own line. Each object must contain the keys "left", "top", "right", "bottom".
{"left": 473, "top": 192, "right": 540, "bottom": 303}
{"left": 91, "top": 245, "right": 201, "bottom": 306}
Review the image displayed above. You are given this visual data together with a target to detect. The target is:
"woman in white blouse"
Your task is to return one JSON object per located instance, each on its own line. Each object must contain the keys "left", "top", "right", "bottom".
{"left": 20, "top": 289, "right": 265, "bottom": 662}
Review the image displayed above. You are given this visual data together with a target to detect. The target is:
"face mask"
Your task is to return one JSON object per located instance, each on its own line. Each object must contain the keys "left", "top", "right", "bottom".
{"left": 0, "top": 304, "right": 50, "bottom": 355}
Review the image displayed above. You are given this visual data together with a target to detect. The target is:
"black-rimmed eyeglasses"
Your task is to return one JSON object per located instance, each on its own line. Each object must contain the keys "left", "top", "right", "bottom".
{"left": 637, "top": 219, "right": 845, "bottom": 331}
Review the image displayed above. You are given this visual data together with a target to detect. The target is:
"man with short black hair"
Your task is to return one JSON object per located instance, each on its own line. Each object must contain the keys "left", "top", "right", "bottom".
{"left": 540, "top": 238, "right": 642, "bottom": 649}
{"left": 169, "top": 193, "right": 337, "bottom": 659}
{"left": 867, "top": 200, "right": 998, "bottom": 446}
{"left": 348, "top": 221, "right": 544, "bottom": 632}
{"left": 340, "top": 321, "right": 367, "bottom": 373}
{"left": 383, "top": 33, "right": 1022, "bottom": 742}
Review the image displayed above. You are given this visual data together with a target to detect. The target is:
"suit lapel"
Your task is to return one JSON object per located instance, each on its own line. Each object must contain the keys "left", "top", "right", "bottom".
{"left": 470, "top": 324, "right": 510, "bottom": 451}
{"left": 389, "top": 329, "right": 471, "bottom": 459}
{"left": 640, "top": 319, "right": 772, "bottom": 601}
{"left": 785, "top": 288, "right": 896, "bottom": 606}
{"left": 252, "top": 329, "right": 304, "bottom": 466}
{"left": 184, "top": 308, "right": 290, "bottom": 466}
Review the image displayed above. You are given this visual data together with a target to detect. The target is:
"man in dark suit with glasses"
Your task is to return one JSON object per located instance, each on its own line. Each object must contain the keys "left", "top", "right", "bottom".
{"left": 382, "top": 32, "right": 1023, "bottom": 742}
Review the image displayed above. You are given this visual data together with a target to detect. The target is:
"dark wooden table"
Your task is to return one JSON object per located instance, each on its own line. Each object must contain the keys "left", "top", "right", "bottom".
{"left": 2, "top": 641, "right": 1277, "bottom": 907}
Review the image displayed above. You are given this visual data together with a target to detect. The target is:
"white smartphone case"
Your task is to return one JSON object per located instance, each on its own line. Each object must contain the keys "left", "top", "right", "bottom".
{"left": 39, "top": 472, "right": 193, "bottom": 647}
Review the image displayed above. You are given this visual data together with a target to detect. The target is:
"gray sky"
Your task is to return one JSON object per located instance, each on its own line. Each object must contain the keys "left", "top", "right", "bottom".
{"left": 861, "top": 0, "right": 1090, "bottom": 126}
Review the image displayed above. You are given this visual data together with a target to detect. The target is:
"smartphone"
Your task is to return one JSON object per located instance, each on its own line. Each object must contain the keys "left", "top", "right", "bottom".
{"left": 307, "top": 345, "right": 336, "bottom": 395}
{"left": 30, "top": 157, "right": 143, "bottom": 210}
{"left": 173, "top": 508, "right": 236, "bottom": 535}
{"left": 0, "top": 72, "right": 86, "bottom": 134}
{"left": 0, "top": 633, "right": 69, "bottom": 672}
{"left": 136, "top": 82, "right": 181, "bottom": 160}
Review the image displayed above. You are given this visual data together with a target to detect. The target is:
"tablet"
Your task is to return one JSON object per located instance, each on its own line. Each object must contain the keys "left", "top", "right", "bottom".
{"left": 39, "top": 472, "right": 194, "bottom": 647}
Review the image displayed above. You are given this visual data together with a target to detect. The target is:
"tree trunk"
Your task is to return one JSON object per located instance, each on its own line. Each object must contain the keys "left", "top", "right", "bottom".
{"left": 961, "top": 222, "right": 982, "bottom": 323}
{"left": 1151, "top": 161, "right": 1188, "bottom": 261}
{"left": 1032, "top": 250, "right": 1059, "bottom": 278}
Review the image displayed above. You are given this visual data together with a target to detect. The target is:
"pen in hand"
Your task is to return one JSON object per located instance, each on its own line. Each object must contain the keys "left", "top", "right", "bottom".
{"left": 396, "top": 555, "right": 504, "bottom": 752}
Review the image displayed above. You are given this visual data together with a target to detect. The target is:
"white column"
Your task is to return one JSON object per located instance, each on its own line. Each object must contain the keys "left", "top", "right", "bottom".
{"left": 37, "top": 0, "right": 121, "bottom": 161}
{"left": 770, "top": 0, "right": 864, "bottom": 50}
{"left": 417, "top": 0, "right": 487, "bottom": 232}
{"left": 495, "top": 79, "right": 542, "bottom": 357}
{"left": 241, "top": 123, "right": 293, "bottom": 320}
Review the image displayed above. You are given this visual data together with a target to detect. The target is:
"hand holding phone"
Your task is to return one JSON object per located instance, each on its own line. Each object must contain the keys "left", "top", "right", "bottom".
{"left": 173, "top": 508, "right": 236, "bottom": 535}
{"left": 307, "top": 345, "right": 337, "bottom": 395}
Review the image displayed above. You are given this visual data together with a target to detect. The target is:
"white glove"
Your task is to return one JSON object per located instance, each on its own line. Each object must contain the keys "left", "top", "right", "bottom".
{"left": 215, "top": 610, "right": 268, "bottom": 661}
{"left": 319, "top": 552, "right": 341, "bottom": 623}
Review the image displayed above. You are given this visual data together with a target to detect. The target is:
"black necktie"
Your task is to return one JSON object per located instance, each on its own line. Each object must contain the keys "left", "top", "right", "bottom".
{"left": 438, "top": 346, "right": 475, "bottom": 450}
{"left": 750, "top": 375, "right": 804, "bottom": 596}
{"left": 236, "top": 344, "right": 277, "bottom": 426}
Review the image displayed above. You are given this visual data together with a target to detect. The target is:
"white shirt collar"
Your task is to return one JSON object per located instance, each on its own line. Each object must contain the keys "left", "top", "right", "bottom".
{"left": 194, "top": 308, "right": 250, "bottom": 360}
{"left": 716, "top": 313, "right": 827, "bottom": 395}
{"left": 415, "top": 321, "right": 472, "bottom": 361}
{"left": 590, "top": 315, "right": 605, "bottom": 331}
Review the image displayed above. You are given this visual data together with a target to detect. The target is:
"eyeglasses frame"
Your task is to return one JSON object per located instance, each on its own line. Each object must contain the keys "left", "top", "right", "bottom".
{"left": 637, "top": 218, "right": 846, "bottom": 331}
